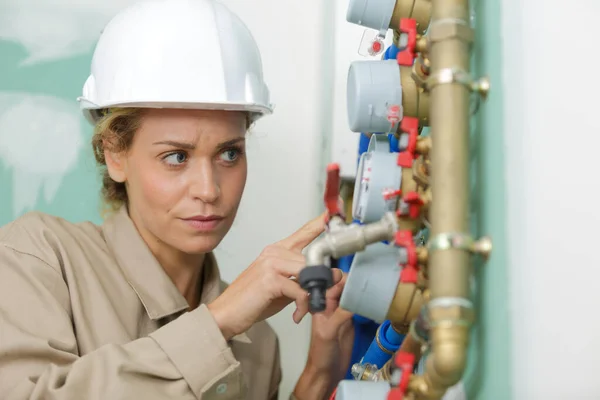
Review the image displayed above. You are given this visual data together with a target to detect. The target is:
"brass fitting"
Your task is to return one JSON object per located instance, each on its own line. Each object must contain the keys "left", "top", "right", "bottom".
{"left": 411, "top": 55, "right": 431, "bottom": 89}
{"left": 416, "top": 136, "right": 432, "bottom": 155}
{"left": 390, "top": 0, "right": 433, "bottom": 34}
{"left": 412, "top": 155, "right": 431, "bottom": 188}
{"left": 379, "top": 358, "right": 394, "bottom": 381}
{"left": 397, "top": 166, "right": 427, "bottom": 233}
{"left": 410, "top": 300, "right": 473, "bottom": 399}
{"left": 386, "top": 283, "right": 423, "bottom": 324}
{"left": 417, "top": 246, "right": 428, "bottom": 265}
{"left": 399, "top": 327, "right": 425, "bottom": 361}
{"left": 400, "top": 66, "right": 430, "bottom": 127}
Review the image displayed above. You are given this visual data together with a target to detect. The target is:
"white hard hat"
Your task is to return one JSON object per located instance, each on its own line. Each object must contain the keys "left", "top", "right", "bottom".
{"left": 78, "top": 0, "right": 273, "bottom": 125}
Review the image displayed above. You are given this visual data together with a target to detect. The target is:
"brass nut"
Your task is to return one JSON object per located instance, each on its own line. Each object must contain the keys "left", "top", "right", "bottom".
{"left": 474, "top": 236, "right": 493, "bottom": 259}
{"left": 473, "top": 76, "right": 491, "bottom": 100}
{"left": 428, "top": 21, "right": 474, "bottom": 44}
{"left": 411, "top": 67, "right": 427, "bottom": 88}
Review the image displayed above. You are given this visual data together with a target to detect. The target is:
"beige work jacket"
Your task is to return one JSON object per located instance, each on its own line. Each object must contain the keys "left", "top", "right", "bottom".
{"left": 0, "top": 207, "right": 281, "bottom": 400}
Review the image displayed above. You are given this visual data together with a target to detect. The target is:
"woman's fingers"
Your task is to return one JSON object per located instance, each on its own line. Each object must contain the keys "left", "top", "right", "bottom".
{"left": 272, "top": 257, "right": 305, "bottom": 279}
{"left": 276, "top": 214, "right": 326, "bottom": 252}
{"left": 277, "top": 276, "right": 309, "bottom": 323}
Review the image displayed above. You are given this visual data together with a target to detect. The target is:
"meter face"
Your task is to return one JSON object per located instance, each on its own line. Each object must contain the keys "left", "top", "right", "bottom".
{"left": 353, "top": 152, "right": 373, "bottom": 220}
{"left": 352, "top": 146, "right": 402, "bottom": 223}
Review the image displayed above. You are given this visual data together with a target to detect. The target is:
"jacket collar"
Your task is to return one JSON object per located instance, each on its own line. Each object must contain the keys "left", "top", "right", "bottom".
{"left": 101, "top": 206, "right": 250, "bottom": 343}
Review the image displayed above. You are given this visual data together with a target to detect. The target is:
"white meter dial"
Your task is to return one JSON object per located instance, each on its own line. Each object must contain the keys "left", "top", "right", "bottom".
{"left": 352, "top": 134, "right": 402, "bottom": 223}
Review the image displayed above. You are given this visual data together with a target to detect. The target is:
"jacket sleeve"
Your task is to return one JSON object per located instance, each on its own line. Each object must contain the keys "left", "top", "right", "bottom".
{"left": 268, "top": 337, "right": 282, "bottom": 400}
{"left": 0, "top": 245, "right": 244, "bottom": 400}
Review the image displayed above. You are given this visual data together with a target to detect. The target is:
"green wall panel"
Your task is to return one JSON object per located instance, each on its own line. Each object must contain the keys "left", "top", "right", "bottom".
{"left": 465, "top": 0, "right": 511, "bottom": 398}
{"left": 0, "top": 42, "right": 102, "bottom": 226}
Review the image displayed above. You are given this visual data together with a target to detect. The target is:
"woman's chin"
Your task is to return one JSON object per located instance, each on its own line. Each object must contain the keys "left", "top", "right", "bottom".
{"left": 174, "top": 234, "right": 223, "bottom": 255}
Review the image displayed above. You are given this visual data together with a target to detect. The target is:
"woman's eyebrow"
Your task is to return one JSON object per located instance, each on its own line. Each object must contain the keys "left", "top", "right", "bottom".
{"left": 217, "top": 137, "right": 246, "bottom": 149}
{"left": 152, "top": 140, "right": 196, "bottom": 150}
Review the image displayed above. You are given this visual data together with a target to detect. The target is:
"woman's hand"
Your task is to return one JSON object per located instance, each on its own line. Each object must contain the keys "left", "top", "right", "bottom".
{"left": 207, "top": 214, "right": 343, "bottom": 340}
{"left": 293, "top": 273, "right": 355, "bottom": 400}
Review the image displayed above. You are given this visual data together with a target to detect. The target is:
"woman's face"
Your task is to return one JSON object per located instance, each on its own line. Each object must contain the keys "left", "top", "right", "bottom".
{"left": 111, "top": 108, "right": 248, "bottom": 255}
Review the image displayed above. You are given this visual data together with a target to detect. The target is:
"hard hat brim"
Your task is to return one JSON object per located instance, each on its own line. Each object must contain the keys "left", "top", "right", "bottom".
{"left": 78, "top": 98, "right": 274, "bottom": 125}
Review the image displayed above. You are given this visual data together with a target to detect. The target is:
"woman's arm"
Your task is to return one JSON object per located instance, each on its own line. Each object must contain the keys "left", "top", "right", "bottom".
{"left": 292, "top": 273, "right": 355, "bottom": 400}
{"left": 0, "top": 246, "right": 242, "bottom": 400}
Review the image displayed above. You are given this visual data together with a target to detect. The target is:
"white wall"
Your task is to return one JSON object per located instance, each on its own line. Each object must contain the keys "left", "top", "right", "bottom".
{"left": 503, "top": 0, "right": 600, "bottom": 398}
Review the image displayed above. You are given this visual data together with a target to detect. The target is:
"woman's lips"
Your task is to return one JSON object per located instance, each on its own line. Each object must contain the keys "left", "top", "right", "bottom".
{"left": 180, "top": 215, "right": 224, "bottom": 232}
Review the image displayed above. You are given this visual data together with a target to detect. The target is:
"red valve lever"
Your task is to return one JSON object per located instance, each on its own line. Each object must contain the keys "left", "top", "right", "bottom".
{"left": 396, "top": 18, "right": 418, "bottom": 66}
{"left": 401, "top": 191, "right": 424, "bottom": 219}
{"left": 386, "top": 352, "right": 416, "bottom": 400}
{"left": 396, "top": 117, "right": 419, "bottom": 168}
{"left": 395, "top": 230, "right": 418, "bottom": 283}
{"left": 324, "top": 163, "right": 342, "bottom": 218}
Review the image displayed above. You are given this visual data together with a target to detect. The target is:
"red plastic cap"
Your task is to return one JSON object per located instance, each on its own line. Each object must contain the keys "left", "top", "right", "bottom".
{"left": 372, "top": 41, "right": 382, "bottom": 53}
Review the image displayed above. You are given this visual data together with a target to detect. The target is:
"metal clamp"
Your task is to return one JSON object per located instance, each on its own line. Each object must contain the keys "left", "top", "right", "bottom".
{"left": 427, "top": 232, "right": 492, "bottom": 259}
{"left": 424, "top": 67, "right": 490, "bottom": 98}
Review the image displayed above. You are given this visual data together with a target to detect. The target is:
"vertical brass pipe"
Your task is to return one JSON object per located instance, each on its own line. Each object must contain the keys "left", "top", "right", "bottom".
{"left": 410, "top": 0, "right": 474, "bottom": 398}
{"left": 428, "top": 0, "right": 471, "bottom": 300}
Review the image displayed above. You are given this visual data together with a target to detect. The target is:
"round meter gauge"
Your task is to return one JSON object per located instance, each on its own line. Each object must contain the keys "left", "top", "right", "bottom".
{"left": 352, "top": 134, "right": 402, "bottom": 223}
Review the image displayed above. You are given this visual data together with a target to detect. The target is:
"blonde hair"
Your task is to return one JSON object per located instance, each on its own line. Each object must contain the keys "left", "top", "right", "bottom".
{"left": 91, "top": 108, "right": 146, "bottom": 215}
{"left": 91, "top": 108, "right": 253, "bottom": 216}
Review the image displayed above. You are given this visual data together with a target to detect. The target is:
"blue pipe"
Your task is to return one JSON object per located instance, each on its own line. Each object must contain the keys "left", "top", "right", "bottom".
{"left": 360, "top": 320, "right": 405, "bottom": 369}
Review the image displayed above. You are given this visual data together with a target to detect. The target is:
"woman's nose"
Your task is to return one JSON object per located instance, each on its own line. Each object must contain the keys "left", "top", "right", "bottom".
{"left": 188, "top": 163, "right": 220, "bottom": 204}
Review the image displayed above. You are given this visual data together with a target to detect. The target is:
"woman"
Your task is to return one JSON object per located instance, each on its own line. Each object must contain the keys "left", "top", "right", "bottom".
{"left": 0, "top": 0, "right": 354, "bottom": 399}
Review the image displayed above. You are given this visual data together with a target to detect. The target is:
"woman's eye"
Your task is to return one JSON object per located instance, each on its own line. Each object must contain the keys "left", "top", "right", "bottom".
{"left": 164, "top": 152, "right": 187, "bottom": 165}
{"left": 219, "top": 149, "right": 239, "bottom": 162}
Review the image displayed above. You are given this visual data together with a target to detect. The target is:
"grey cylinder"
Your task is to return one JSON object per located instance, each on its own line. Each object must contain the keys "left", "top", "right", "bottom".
{"left": 352, "top": 134, "right": 402, "bottom": 223}
{"left": 339, "top": 242, "right": 401, "bottom": 323}
{"left": 347, "top": 60, "right": 402, "bottom": 133}
{"left": 346, "top": 0, "right": 397, "bottom": 35}
{"left": 335, "top": 381, "right": 391, "bottom": 400}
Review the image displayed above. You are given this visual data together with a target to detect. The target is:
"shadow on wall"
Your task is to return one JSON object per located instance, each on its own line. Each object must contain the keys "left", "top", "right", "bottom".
{"left": 0, "top": 0, "right": 143, "bottom": 225}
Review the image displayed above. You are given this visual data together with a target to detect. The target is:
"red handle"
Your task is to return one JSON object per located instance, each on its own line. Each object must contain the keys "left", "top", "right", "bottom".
{"left": 401, "top": 192, "right": 424, "bottom": 219}
{"left": 396, "top": 117, "right": 419, "bottom": 168}
{"left": 395, "top": 230, "right": 418, "bottom": 284}
{"left": 324, "top": 163, "right": 342, "bottom": 218}
{"left": 386, "top": 352, "right": 416, "bottom": 399}
{"left": 396, "top": 18, "right": 418, "bottom": 66}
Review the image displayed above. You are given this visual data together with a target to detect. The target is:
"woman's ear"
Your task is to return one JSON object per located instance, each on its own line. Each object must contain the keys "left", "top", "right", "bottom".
{"left": 104, "top": 147, "right": 127, "bottom": 183}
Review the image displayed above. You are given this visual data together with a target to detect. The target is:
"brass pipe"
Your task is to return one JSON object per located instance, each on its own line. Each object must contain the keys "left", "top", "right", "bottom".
{"left": 408, "top": 0, "right": 474, "bottom": 396}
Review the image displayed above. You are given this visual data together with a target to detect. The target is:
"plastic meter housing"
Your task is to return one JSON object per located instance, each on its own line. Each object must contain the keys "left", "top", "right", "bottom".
{"left": 352, "top": 133, "right": 402, "bottom": 224}
{"left": 335, "top": 380, "right": 392, "bottom": 400}
{"left": 347, "top": 60, "right": 402, "bottom": 133}
{"left": 346, "top": 0, "right": 397, "bottom": 36}
{"left": 340, "top": 242, "right": 402, "bottom": 323}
